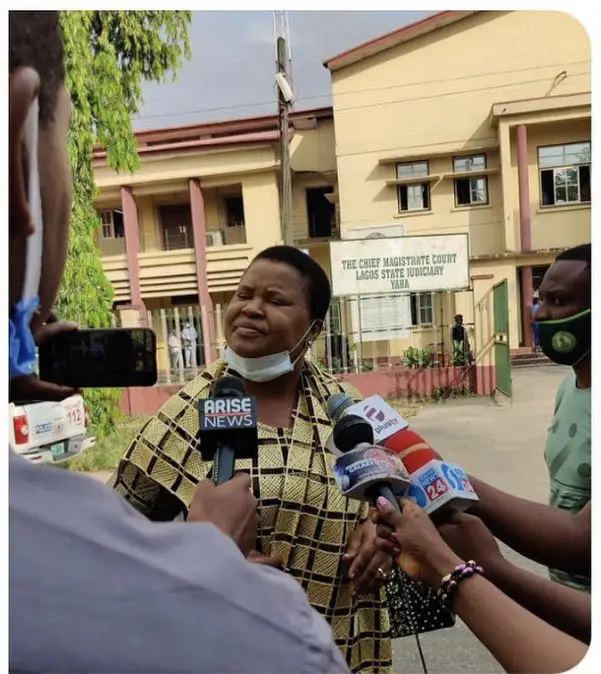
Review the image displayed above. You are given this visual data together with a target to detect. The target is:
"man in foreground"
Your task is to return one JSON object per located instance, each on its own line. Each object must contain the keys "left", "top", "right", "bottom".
{"left": 9, "top": 12, "right": 348, "bottom": 673}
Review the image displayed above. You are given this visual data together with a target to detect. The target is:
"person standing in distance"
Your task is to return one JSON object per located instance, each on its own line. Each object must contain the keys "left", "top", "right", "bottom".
{"left": 534, "top": 243, "right": 591, "bottom": 592}
{"left": 8, "top": 12, "right": 348, "bottom": 673}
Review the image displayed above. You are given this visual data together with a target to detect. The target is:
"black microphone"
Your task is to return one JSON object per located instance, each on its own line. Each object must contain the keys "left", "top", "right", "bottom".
{"left": 198, "top": 376, "right": 258, "bottom": 484}
{"left": 333, "top": 414, "right": 410, "bottom": 511}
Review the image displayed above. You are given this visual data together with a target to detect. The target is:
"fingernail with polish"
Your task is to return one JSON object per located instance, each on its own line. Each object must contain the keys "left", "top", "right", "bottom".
{"left": 377, "top": 497, "right": 389, "bottom": 508}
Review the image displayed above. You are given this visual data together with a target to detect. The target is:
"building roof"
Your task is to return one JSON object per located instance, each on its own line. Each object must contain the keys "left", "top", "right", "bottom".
{"left": 93, "top": 106, "right": 333, "bottom": 158}
{"left": 323, "top": 10, "right": 479, "bottom": 72}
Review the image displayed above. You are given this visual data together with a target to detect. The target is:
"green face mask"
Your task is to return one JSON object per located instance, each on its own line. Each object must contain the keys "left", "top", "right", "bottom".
{"left": 535, "top": 309, "right": 591, "bottom": 366}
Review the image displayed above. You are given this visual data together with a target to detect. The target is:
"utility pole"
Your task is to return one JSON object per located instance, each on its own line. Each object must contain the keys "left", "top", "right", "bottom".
{"left": 274, "top": 13, "right": 294, "bottom": 246}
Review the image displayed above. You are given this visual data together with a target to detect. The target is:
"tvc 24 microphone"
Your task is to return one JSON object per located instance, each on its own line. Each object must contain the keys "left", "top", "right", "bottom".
{"left": 328, "top": 392, "right": 478, "bottom": 516}
{"left": 198, "top": 376, "right": 258, "bottom": 484}
{"left": 332, "top": 414, "right": 411, "bottom": 510}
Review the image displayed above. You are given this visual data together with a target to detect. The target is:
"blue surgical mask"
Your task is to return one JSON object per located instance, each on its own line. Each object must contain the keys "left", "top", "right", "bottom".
{"left": 224, "top": 322, "right": 316, "bottom": 383}
{"left": 9, "top": 99, "right": 43, "bottom": 380}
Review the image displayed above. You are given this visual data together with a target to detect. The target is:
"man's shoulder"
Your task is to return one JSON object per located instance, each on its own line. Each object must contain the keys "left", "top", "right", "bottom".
{"left": 9, "top": 454, "right": 345, "bottom": 673}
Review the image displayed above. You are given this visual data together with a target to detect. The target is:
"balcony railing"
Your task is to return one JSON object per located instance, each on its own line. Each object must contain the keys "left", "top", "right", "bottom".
{"left": 206, "top": 224, "right": 247, "bottom": 247}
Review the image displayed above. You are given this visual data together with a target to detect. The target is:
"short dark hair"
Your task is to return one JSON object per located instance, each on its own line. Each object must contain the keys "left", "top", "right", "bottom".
{"left": 555, "top": 243, "right": 591, "bottom": 269}
{"left": 252, "top": 246, "right": 331, "bottom": 322}
{"left": 9, "top": 11, "right": 65, "bottom": 126}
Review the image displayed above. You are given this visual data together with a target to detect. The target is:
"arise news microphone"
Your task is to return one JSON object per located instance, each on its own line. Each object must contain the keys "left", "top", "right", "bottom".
{"left": 332, "top": 414, "right": 411, "bottom": 510}
{"left": 198, "top": 376, "right": 258, "bottom": 484}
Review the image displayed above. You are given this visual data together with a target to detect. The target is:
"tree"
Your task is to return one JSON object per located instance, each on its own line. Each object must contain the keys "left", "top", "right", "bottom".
{"left": 57, "top": 11, "right": 191, "bottom": 437}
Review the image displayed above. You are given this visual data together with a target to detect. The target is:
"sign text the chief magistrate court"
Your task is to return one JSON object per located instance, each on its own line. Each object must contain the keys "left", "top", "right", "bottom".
{"left": 330, "top": 233, "right": 469, "bottom": 297}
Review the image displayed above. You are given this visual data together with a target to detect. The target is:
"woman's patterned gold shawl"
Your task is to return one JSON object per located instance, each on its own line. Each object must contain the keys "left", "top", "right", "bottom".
{"left": 112, "top": 359, "right": 392, "bottom": 672}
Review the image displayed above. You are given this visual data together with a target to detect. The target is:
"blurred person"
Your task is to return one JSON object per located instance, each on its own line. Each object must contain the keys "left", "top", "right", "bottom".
{"left": 168, "top": 329, "right": 183, "bottom": 371}
{"left": 451, "top": 314, "right": 472, "bottom": 365}
{"left": 533, "top": 244, "right": 591, "bottom": 592}
{"left": 113, "top": 246, "right": 395, "bottom": 673}
{"left": 182, "top": 319, "right": 197, "bottom": 367}
{"left": 9, "top": 12, "right": 348, "bottom": 673}
{"left": 373, "top": 498, "right": 588, "bottom": 674}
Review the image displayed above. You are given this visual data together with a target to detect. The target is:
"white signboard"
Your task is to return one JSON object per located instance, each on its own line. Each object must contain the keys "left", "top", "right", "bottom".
{"left": 330, "top": 233, "right": 469, "bottom": 297}
{"left": 343, "top": 224, "right": 412, "bottom": 341}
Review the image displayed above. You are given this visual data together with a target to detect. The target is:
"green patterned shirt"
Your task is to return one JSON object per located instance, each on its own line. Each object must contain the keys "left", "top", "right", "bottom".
{"left": 544, "top": 371, "right": 591, "bottom": 592}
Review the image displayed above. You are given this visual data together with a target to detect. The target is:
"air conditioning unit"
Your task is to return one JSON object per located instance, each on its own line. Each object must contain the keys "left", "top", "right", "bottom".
{"left": 206, "top": 230, "right": 224, "bottom": 247}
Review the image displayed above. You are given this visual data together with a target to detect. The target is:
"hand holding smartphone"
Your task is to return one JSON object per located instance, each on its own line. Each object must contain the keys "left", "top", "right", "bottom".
{"left": 38, "top": 328, "right": 158, "bottom": 388}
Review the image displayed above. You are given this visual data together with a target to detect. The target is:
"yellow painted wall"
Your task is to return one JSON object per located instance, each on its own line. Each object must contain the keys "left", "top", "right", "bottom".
{"left": 331, "top": 10, "right": 590, "bottom": 241}
{"left": 93, "top": 145, "right": 278, "bottom": 188}
{"left": 290, "top": 119, "right": 337, "bottom": 174}
{"left": 526, "top": 120, "right": 591, "bottom": 250}
{"left": 241, "top": 171, "right": 283, "bottom": 251}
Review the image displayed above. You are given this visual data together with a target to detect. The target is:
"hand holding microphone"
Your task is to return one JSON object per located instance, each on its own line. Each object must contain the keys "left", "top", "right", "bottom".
{"left": 189, "top": 474, "right": 259, "bottom": 557}
{"left": 372, "top": 497, "right": 464, "bottom": 589}
{"left": 192, "top": 376, "right": 260, "bottom": 557}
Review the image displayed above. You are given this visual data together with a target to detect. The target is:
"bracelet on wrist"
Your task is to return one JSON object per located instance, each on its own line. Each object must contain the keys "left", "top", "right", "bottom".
{"left": 436, "top": 560, "right": 483, "bottom": 608}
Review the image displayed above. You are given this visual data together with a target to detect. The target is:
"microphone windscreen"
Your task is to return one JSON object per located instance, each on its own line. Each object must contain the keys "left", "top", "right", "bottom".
{"left": 327, "top": 392, "right": 354, "bottom": 421}
{"left": 213, "top": 376, "right": 245, "bottom": 397}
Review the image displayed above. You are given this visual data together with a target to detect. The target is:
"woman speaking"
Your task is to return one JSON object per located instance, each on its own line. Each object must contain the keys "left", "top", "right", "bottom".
{"left": 112, "top": 246, "right": 393, "bottom": 673}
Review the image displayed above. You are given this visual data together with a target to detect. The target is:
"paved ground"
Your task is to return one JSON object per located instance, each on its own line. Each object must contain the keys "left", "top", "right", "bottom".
{"left": 89, "top": 364, "right": 569, "bottom": 673}
{"left": 391, "top": 364, "right": 568, "bottom": 673}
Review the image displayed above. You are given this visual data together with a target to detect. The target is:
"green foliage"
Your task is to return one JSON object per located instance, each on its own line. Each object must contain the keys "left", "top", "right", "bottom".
{"left": 60, "top": 415, "right": 148, "bottom": 472}
{"left": 403, "top": 347, "right": 434, "bottom": 369}
{"left": 56, "top": 11, "right": 191, "bottom": 437}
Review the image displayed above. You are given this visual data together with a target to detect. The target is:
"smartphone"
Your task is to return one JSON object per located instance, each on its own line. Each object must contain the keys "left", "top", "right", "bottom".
{"left": 39, "top": 328, "right": 158, "bottom": 388}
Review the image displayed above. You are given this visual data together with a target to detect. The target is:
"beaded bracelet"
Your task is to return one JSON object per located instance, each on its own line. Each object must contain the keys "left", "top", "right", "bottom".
{"left": 436, "top": 560, "right": 484, "bottom": 608}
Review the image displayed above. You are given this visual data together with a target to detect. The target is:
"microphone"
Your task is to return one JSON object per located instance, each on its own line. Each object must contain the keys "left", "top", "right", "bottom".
{"left": 328, "top": 393, "right": 478, "bottom": 517}
{"left": 332, "top": 414, "right": 411, "bottom": 510}
{"left": 326, "top": 392, "right": 409, "bottom": 451}
{"left": 198, "top": 376, "right": 258, "bottom": 484}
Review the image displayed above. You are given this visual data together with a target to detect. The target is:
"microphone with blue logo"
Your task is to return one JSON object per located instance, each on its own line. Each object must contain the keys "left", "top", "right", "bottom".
{"left": 198, "top": 376, "right": 258, "bottom": 484}
{"left": 332, "top": 414, "right": 411, "bottom": 509}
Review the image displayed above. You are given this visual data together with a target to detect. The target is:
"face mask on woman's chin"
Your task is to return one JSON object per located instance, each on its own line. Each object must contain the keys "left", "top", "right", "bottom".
{"left": 224, "top": 322, "right": 316, "bottom": 383}
{"left": 9, "top": 98, "right": 43, "bottom": 381}
{"left": 535, "top": 309, "right": 591, "bottom": 367}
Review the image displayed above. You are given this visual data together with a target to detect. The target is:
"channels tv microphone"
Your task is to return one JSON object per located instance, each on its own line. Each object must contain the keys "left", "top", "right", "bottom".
{"left": 328, "top": 393, "right": 478, "bottom": 517}
{"left": 198, "top": 376, "right": 258, "bottom": 484}
{"left": 332, "top": 414, "right": 412, "bottom": 510}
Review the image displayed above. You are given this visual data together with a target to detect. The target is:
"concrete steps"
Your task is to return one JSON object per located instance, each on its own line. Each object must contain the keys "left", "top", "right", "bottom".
{"left": 511, "top": 349, "right": 553, "bottom": 368}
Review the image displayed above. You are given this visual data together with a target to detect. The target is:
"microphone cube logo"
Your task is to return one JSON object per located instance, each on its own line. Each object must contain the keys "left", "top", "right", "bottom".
{"left": 346, "top": 395, "right": 409, "bottom": 443}
{"left": 199, "top": 396, "right": 257, "bottom": 431}
{"left": 410, "top": 461, "right": 479, "bottom": 514}
{"left": 364, "top": 406, "right": 386, "bottom": 423}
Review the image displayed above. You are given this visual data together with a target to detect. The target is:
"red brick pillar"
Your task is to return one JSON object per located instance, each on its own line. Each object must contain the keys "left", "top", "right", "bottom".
{"left": 189, "top": 178, "right": 216, "bottom": 364}
{"left": 120, "top": 186, "right": 145, "bottom": 321}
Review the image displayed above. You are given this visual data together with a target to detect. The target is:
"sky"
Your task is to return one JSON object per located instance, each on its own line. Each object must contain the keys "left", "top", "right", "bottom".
{"left": 135, "top": 10, "right": 436, "bottom": 130}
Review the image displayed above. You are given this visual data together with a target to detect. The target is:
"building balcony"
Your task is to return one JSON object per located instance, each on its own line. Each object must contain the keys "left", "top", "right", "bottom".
{"left": 102, "top": 233, "right": 253, "bottom": 302}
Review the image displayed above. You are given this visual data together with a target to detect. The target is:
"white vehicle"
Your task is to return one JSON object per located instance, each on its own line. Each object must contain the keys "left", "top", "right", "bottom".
{"left": 9, "top": 394, "right": 96, "bottom": 464}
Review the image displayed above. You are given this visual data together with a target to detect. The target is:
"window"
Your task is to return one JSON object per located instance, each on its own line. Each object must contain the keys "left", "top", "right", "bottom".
{"left": 410, "top": 293, "right": 433, "bottom": 326}
{"left": 538, "top": 142, "right": 591, "bottom": 207}
{"left": 99, "top": 210, "right": 124, "bottom": 239}
{"left": 396, "top": 161, "right": 430, "bottom": 212}
{"left": 307, "top": 187, "right": 336, "bottom": 238}
{"left": 224, "top": 196, "right": 245, "bottom": 228}
{"left": 453, "top": 154, "right": 488, "bottom": 207}
{"left": 159, "top": 204, "right": 192, "bottom": 250}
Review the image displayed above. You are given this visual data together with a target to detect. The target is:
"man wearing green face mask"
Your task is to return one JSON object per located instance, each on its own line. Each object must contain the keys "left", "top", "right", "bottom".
{"left": 534, "top": 243, "right": 591, "bottom": 593}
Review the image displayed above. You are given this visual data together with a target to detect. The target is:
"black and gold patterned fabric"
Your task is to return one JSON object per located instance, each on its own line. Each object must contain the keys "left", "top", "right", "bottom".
{"left": 111, "top": 359, "right": 392, "bottom": 673}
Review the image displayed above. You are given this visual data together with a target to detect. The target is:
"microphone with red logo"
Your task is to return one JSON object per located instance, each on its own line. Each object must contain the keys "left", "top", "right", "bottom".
{"left": 327, "top": 393, "right": 478, "bottom": 517}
